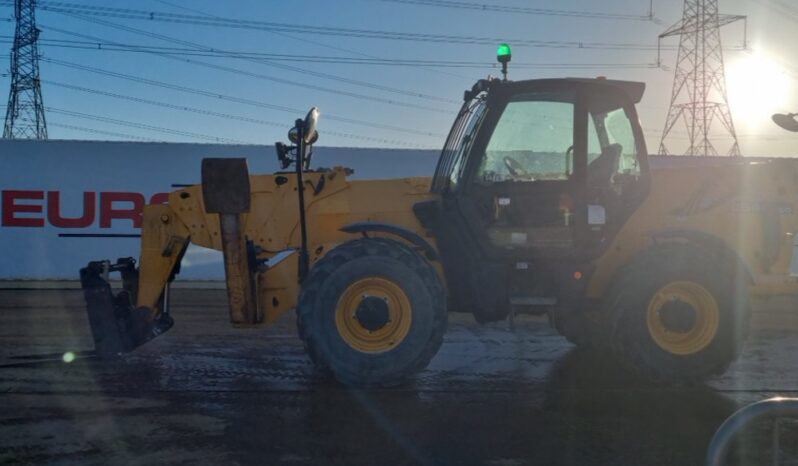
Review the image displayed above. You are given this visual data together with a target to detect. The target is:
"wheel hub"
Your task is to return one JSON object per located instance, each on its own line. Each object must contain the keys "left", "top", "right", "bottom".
{"left": 354, "top": 296, "right": 391, "bottom": 331}
{"left": 646, "top": 281, "right": 720, "bottom": 356}
{"left": 334, "top": 277, "right": 413, "bottom": 354}
{"left": 657, "top": 299, "right": 697, "bottom": 334}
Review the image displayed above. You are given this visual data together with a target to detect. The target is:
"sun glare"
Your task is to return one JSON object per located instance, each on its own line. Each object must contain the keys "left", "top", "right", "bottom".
{"left": 726, "top": 52, "right": 793, "bottom": 130}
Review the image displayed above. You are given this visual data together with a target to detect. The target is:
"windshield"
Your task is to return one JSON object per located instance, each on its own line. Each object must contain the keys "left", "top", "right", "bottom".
{"left": 477, "top": 92, "right": 575, "bottom": 183}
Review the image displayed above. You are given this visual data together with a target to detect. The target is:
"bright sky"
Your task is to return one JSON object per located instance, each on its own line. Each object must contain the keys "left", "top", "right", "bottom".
{"left": 1, "top": 0, "right": 797, "bottom": 155}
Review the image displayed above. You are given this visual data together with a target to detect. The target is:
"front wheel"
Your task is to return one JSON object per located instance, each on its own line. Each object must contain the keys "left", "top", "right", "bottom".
{"left": 297, "top": 238, "right": 447, "bottom": 387}
{"left": 607, "top": 244, "right": 750, "bottom": 383}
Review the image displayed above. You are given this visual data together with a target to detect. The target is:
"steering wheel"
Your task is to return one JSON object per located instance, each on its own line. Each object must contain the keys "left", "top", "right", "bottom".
{"left": 503, "top": 156, "right": 533, "bottom": 180}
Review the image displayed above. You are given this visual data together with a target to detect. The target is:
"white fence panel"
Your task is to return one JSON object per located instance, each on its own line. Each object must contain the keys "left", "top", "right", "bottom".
{"left": 0, "top": 140, "right": 438, "bottom": 280}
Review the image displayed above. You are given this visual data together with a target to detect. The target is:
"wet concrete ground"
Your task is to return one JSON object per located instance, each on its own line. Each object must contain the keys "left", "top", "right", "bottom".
{"left": 1, "top": 289, "right": 797, "bottom": 465}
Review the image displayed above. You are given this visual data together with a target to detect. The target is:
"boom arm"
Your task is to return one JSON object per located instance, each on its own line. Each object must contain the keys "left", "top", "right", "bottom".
{"left": 136, "top": 203, "right": 190, "bottom": 312}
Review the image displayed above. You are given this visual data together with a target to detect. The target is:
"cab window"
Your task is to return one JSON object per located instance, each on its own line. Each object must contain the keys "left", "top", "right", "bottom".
{"left": 587, "top": 95, "right": 641, "bottom": 182}
{"left": 476, "top": 93, "right": 574, "bottom": 183}
{"left": 605, "top": 107, "right": 640, "bottom": 176}
{"left": 432, "top": 96, "right": 487, "bottom": 193}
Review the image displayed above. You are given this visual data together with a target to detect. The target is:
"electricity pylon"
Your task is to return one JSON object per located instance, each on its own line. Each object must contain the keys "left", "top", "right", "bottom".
{"left": 3, "top": 0, "right": 47, "bottom": 139}
{"left": 658, "top": 0, "right": 744, "bottom": 156}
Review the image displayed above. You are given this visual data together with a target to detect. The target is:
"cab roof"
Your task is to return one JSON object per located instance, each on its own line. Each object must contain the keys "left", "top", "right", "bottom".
{"left": 464, "top": 77, "right": 646, "bottom": 105}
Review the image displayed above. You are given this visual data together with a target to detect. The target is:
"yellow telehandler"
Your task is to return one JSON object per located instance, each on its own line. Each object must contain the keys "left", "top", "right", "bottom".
{"left": 80, "top": 51, "right": 798, "bottom": 386}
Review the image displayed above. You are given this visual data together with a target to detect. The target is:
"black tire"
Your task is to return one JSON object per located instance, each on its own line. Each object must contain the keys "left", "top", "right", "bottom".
{"left": 297, "top": 238, "right": 447, "bottom": 387}
{"left": 607, "top": 243, "right": 750, "bottom": 383}
{"left": 554, "top": 311, "right": 608, "bottom": 349}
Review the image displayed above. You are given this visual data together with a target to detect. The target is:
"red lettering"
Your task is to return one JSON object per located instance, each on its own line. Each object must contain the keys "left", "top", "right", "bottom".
{"left": 149, "top": 193, "right": 169, "bottom": 205}
{"left": 47, "top": 192, "right": 96, "bottom": 228}
{"left": 2, "top": 190, "right": 44, "bottom": 227}
{"left": 100, "top": 192, "right": 145, "bottom": 229}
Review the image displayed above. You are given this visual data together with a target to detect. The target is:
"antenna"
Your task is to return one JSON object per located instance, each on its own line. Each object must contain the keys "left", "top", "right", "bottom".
{"left": 658, "top": 0, "right": 744, "bottom": 156}
{"left": 3, "top": 0, "right": 47, "bottom": 139}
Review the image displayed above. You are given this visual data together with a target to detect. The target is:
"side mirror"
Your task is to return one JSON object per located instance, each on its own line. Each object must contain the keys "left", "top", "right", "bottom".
{"left": 772, "top": 113, "right": 798, "bottom": 132}
{"left": 287, "top": 127, "right": 317, "bottom": 145}
{"left": 288, "top": 126, "right": 300, "bottom": 144}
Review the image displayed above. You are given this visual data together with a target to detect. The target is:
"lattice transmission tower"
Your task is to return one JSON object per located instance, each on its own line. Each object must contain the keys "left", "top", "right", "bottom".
{"left": 658, "top": 0, "right": 744, "bottom": 156}
{"left": 3, "top": 0, "right": 47, "bottom": 139}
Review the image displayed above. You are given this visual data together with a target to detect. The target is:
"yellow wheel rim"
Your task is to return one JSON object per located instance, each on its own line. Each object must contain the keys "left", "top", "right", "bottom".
{"left": 646, "top": 281, "right": 720, "bottom": 356}
{"left": 335, "top": 277, "right": 412, "bottom": 354}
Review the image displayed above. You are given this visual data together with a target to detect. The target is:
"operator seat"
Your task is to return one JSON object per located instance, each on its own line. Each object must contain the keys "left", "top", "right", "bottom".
{"left": 587, "top": 143, "right": 621, "bottom": 189}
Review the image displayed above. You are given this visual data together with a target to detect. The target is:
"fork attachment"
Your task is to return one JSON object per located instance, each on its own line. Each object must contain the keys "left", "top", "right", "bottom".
{"left": 79, "top": 258, "right": 173, "bottom": 357}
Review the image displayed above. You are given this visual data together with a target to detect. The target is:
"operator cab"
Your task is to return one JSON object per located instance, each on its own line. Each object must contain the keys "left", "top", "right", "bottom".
{"left": 432, "top": 77, "right": 648, "bottom": 257}
{"left": 416, "top": 76, "right": 650, "bottom": 322}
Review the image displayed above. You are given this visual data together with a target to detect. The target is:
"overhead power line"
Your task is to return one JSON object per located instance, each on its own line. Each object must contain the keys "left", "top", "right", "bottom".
{"left": 40, "top": 57, "right": 446, "bottom": 138}
{"left": 16, "top": 1, "right": 458, "bottom": 106}
{"left": 42, "top": 19, "right": 455, "bottom": 115}
{"left": 152, "top": 0, "right": 470, "bottom": 80}
{"left": 48, "top": 121, "right": 156, "bottom": 141}
{"left": 43, "top": 80, "right": 431, "bottom": 148}
{"left": 17, "top": 1, "right": 672, "bottom": 51}
{"left": 763, "top": 0, "right": 798, "bottom": 15}
{"left": 47, "top": 107, "right": 252, "bottom": 144}
{"left": 378, "top": 0, "right": 654, "bottom": 21}
{"left": 49, "top": 15, "right": 462, "bottom": 114}
{"left": 146, "top": 0, "right": 464, "bottom": 102}
{"left": 3, "top": 36, "right": 659, "bottom": 70}
{"left": 756, "top": 0, "right": 798, "bottom": 22}
{"left": 33, "top": 9, "right": 466, "bottom": 107}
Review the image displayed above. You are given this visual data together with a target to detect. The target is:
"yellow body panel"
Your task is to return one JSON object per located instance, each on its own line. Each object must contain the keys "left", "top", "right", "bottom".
{"left": 137, "top": 160, "right": 798, "bottom": 323}
{"left": 137, "top": 168, "right": 436, "bottom": 322}
{"left": 588, "top": 160, "right": 798, "bottom": 298}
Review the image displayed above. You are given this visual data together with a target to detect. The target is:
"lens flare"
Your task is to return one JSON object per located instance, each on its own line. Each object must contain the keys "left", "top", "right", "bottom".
{"left": 726, "top": 51, "right": 792, "bottom": 130}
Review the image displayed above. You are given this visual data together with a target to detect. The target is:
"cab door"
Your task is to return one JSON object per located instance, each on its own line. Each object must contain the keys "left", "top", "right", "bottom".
{"left": 456, "top": 88, "right": 589, "bottom": 260}
{"left": 414, "top": 81, "right": 648, "bottom": 321}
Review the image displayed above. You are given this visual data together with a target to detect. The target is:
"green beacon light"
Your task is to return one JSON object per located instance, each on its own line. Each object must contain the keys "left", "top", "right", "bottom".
{"left": 497, "top": 43, "right": 512, "bottom": 81}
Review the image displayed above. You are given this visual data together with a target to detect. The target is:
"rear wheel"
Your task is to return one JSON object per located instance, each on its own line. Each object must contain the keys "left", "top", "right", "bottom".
{"left": 554, "top": 310, "right": 607, "bottom": 349}
{"left": 297, "top": 238, "right": 447, "bottom": 387}
{"left": 607, "top": 244, "right": 750, "bottom": 382}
